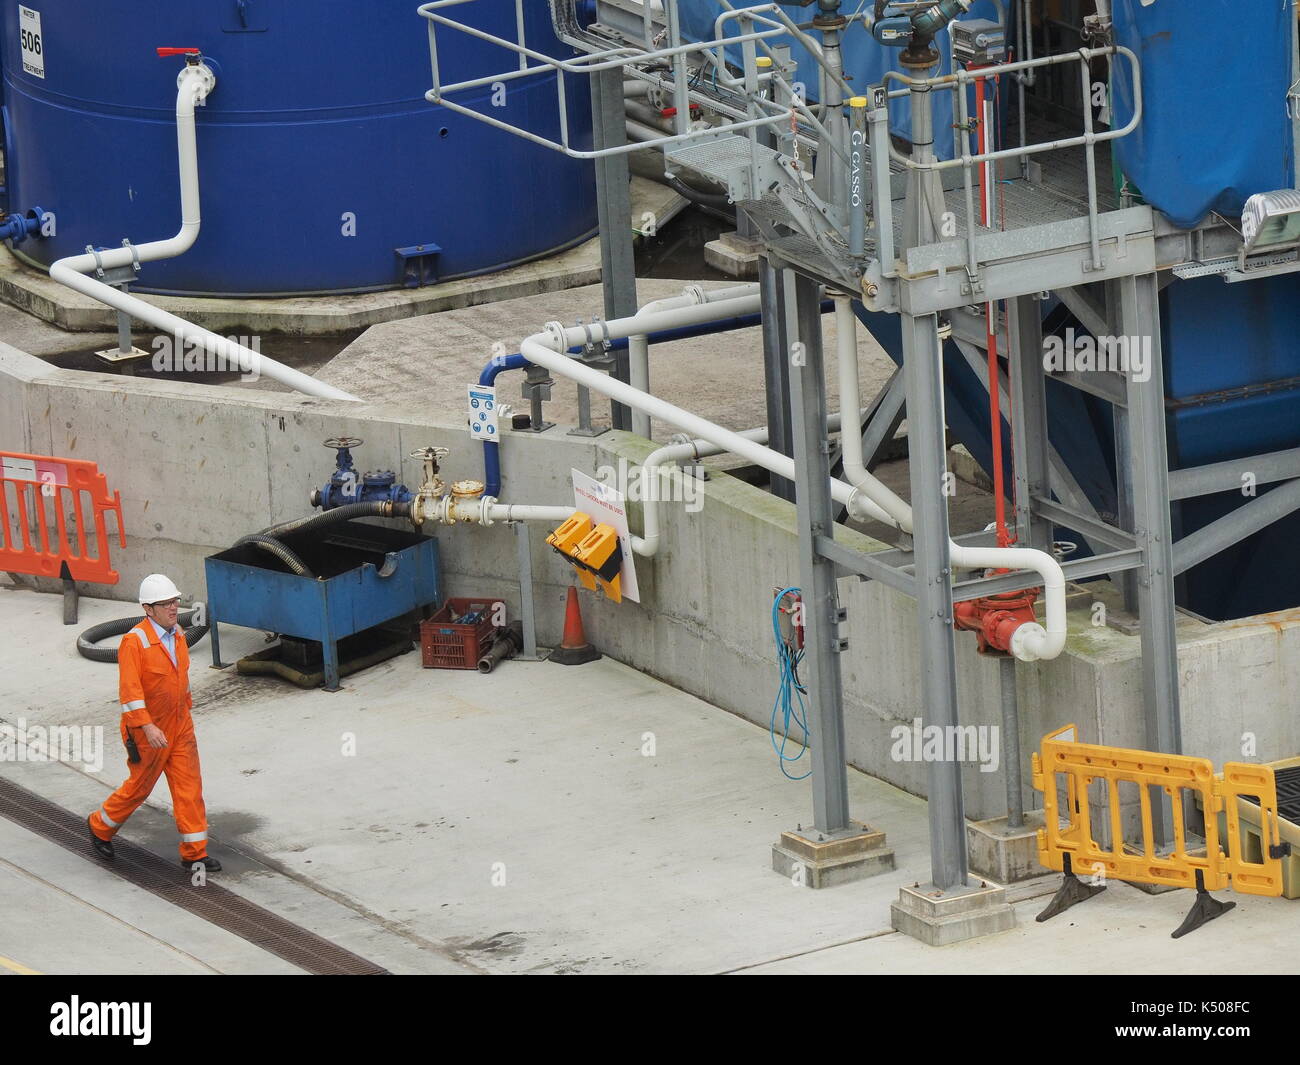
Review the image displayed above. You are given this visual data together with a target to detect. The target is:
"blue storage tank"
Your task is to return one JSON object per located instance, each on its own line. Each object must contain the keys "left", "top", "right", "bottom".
{"left": 0, "top": 1, "right": 597, "bottom": 296}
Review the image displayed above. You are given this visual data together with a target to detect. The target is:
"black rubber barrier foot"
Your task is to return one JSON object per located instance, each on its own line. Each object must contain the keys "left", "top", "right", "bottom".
{"left": 1170, "top": 869, "right": 1235, "bottom": 939}
{"left": 1036, "top": 853, "right": 1106, "bottom": 922}
{"left": 60, "top": 560, "right": 78, "bottom": 626}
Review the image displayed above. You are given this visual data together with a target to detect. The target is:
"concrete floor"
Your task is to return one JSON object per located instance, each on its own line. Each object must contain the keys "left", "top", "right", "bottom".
{"left": 3, "top": 582, "right": 1298, "bottom": 975}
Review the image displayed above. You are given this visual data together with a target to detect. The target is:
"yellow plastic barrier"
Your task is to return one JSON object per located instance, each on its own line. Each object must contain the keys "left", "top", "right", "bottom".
{"left": 1032, "top": 724, "right": 1286, "bottom": 899}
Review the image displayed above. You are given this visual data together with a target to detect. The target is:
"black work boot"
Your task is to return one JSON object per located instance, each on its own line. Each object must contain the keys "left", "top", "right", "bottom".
{"left": 87, "top": 815, "right": 115, "bottom": 860}
{"left": 181, "top": 855, "right": 222, "bottom": 873}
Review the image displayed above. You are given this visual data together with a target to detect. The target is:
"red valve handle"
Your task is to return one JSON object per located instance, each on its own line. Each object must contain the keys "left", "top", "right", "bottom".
{"left": 156, "top": 47, "right": 202, "bottom": 57}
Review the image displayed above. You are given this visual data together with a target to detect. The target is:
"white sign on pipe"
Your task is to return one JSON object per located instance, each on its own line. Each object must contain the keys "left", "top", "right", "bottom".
{"left": 571, "top": 468, "right": 640, "bottom": 603}
{"left": 18, "top": 6, "right": 44, "bottom": 80}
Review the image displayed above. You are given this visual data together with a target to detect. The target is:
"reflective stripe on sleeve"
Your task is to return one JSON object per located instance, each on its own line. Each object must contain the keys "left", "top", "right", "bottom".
{"left": 121, "top": 700, "right": 146, "bottom": 713}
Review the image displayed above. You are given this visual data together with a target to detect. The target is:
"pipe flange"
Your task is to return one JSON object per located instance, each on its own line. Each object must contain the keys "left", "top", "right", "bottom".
{"left": 543, "top": 321, "right": 568, "bottom": 352}
{"left": 811, "top": 12, "right": 849, "bottom": 30}
{"left": 478, "top": 494, "right": 499, "bottom": 527}
{"left": 452, "top": 479, "right": 485, "bottom": 501}
{"left": 179, "top": 61, "right": 217, "bottom": 101}
{"left": 1009, "top": 621, "right": 1046, "bottom": 663}
{"left": 682, "top": 284, "right": 708, "bottom": 305}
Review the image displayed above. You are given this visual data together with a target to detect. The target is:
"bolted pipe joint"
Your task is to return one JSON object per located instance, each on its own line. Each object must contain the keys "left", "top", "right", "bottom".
{"left": 0, "top": 206, "right": 49, "bottom": 246}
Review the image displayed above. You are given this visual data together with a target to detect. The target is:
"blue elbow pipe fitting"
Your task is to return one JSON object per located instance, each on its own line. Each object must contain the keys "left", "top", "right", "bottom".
{"left": 1, "top": 206, "right": 49, "bottom": 246}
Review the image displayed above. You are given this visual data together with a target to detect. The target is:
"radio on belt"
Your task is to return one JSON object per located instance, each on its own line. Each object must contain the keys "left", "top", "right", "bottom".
{"left": 951, "top": 18, "right": 1006, "bottom": 66}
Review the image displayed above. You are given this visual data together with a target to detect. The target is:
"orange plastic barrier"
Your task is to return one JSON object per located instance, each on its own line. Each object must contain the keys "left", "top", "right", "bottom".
{"left": 0, "top": 451, "right": 126, "bottom": 584}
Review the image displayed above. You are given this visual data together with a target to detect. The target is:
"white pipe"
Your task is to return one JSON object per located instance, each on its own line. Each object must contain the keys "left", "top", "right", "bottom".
{"left": 639, "top": 409, "right": 855, "bottom": 557}
{"left": 47, "top": 61, "right": 358, "bottom": 403}
{"left": 627, "top": 283, "right": 760, "bottom": 439}
{"left": 833, "top": 297, "right": 915, "bottom": 531}
{"left": 626, "top": 118, "right": 665, "bottom": 143}
{"left": 520, "top": 296, "right": 899, "bottom": 527}
{"left": 832, "top": 298, "right": 1066, "bottom": 661}
{"left": 448, "top": 409, "right": 858, "bottom": 558}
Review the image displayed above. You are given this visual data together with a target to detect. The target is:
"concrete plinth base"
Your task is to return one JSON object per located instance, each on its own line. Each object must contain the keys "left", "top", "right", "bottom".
{"left": 967, "top": 810, "right": 1047, "bottom": 884}
{"left": 891, "top": 881, "right": 1016, "bottom": 946}
{"left": 772, "top": 820, "right": 895, "bottom": 888}
{"left": 704, "top": 232, "right": 763, "bottom": 279}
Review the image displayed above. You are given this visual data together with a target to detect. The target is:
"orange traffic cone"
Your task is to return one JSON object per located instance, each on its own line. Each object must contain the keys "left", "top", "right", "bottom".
{"left": 549, "top": 586, "right": 601, "bottom": 665}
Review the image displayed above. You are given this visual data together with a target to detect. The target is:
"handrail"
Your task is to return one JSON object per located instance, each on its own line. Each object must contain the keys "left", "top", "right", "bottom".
{"left": 883, "top": 45, "right": 1143, "bottom": 271}
{"left": 882, "top": 47, "right": 1142, "bottom": 173}
{"left": 420, "top": 0, "right": 798, "bottom": 160}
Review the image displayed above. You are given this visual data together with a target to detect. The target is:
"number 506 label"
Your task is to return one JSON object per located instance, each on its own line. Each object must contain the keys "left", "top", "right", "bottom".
{"left": 19, "top": 6, "right": 44, "bottom": 79}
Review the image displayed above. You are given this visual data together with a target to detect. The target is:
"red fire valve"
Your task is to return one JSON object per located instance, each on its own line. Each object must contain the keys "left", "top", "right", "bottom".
{"left": 953, "top": 584, "right": 1040, "bottom": 656}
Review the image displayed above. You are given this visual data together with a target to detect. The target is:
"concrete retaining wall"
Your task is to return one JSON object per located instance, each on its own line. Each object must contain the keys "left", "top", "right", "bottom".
{"left": 3, "top": 343, "right": 1297, "bottom": 826}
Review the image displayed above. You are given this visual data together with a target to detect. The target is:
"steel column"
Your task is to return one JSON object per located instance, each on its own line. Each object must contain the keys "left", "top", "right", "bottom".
{"left": 1120, "top": 272, "right": 1181, "bottom": 845}
{"left": 1000, "top": 656, "right": 1024, "bottom": 828}
{"left": 1007, "top": 295, "right": 1052, "bottom": 550}
{"left": 902, "top": 309, "right": 968, "bottom": 890}
{"left": 762, "top": 258, "right": 796, "bottom": 501}
{"left": 590, "top": 66, "right": 638, "bottom": 430}
{"left": 785, "top": 268, "right": 851, "bottom": 835}
{"left": 515, "top": 521, "right": 539, "bottom": 661}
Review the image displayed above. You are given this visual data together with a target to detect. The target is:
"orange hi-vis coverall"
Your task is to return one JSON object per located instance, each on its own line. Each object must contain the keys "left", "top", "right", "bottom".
{"left": 89, "top": 618, "right": 209, "bottom": 862}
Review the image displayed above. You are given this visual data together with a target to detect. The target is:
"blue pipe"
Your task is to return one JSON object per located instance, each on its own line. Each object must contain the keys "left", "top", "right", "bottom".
{"left": 1, "top": 206, "right": 47, "bottom": 245}
{"left": 478, "top": 302, "right": 834, "bottom": 497}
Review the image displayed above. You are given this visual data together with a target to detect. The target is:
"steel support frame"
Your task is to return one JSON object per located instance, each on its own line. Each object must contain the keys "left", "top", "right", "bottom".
{"left": 1008, "top": 295, "right": 1052, "bottom": 551}
{"left": 761, "top": 257, "right": 796, "bottom": 501}
{"left": 590, "top": 66, "right": 638, "bottom": 430}
{"left": 1120, "top": 272, "right": 1182, "bottom": 844}
{"left": 901, "top": 308, "right": 968, "bottom": 890}
{"left": 784, "top": 268, "right": 853, "bottom": 836}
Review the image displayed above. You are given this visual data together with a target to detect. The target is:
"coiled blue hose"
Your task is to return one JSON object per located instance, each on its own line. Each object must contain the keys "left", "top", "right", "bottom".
{"left": 770, "top": 587, "right": 812, "bottom": 780}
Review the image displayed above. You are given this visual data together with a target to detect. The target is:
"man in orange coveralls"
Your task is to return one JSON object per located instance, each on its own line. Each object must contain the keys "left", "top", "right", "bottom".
{"left": 88, "top": 573, "right": 220, "bottom": 873}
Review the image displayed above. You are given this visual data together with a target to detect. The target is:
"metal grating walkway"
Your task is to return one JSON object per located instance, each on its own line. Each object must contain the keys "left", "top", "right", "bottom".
{"left": 0, "top": 774, "right": 388, "bottom": 975}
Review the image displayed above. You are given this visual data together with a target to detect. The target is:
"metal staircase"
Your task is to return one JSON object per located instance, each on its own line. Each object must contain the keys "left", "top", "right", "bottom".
{"left": 666, "top": 134, "right": 864, "bottom": 289}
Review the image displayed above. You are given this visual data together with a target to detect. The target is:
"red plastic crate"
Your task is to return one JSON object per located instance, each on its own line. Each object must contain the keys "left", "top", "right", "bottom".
{"left": 420, "top": 598, "right": 505, "bottom": 669}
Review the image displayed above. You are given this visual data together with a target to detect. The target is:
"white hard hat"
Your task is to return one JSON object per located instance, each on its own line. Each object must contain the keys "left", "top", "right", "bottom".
{"left": 138, "top": 573, "right": 182, "bottom": 605}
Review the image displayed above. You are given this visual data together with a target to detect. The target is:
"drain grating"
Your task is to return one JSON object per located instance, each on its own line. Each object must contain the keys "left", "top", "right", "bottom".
{"left": 1238, "top": 765, "right": 1300, "bottom": 825}
{"left": 1274, "top": 766, "right": 1300, "bottom": 825}
{"left": 0, "top": 774, "right": 387, "bottom": 975}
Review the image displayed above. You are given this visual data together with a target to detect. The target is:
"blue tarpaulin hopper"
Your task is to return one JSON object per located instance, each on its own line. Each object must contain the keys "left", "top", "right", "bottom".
{"left": 1111, "top": 0, "right": 1295, "bottom": 228}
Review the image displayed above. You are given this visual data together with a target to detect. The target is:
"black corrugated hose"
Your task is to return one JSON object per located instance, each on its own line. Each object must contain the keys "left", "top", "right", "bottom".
{"left": 77, "top": 610, "right": 208, "bottom": 664}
